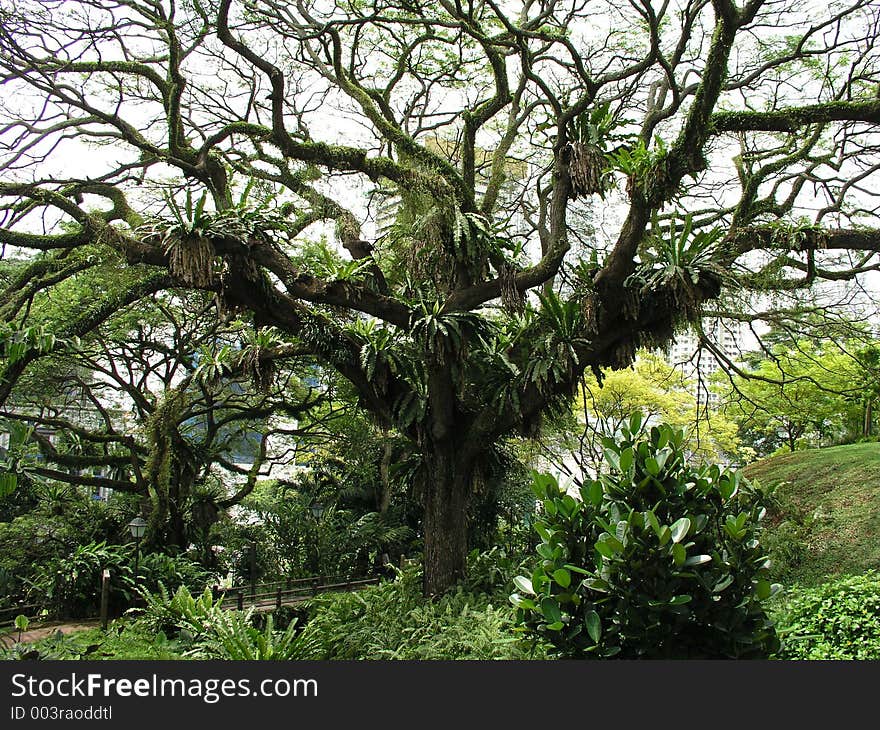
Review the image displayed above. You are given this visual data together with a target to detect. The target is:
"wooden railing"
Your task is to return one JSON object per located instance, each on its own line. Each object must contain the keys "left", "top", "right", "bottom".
{"left": 216, "top": 574, "right": 382, "bottom": 612}
{"left": 0, "top": 572, "right": 384, "bottom": 633}
{"left": 0, "top": 602, "right": 44, "bottom": 628}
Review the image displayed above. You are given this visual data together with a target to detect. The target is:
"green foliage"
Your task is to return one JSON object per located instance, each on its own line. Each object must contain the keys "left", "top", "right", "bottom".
{"left": 513, "top": 415, "right": 780, "bottom": 658}
{"left": 137, "top": 552, "right": 214, "bottom": 596}
{"left": 0, "top": 488, "right": 128, "bottom": 607}
{"left": 30, "top": 541, "right": 134, "bottom": 619}
{"left": 0, "top": 624, "right": 185, "bottom": 661}
{"left": 0, "top": 419, "right": 36, "bottom": 499}
{"left": 0, "top": 323, "right": 58, "bottom": 365}
{"left": 297, "top": 567, "right": 547, "bottom": 659}
{"left": 641, "top": 212, "right": 725, "bottom": 290}
{"left": 772, "top": 572, "right": 880, "bottom": 659}
{"left": 190, "top": 611, "right": 318, "bottom": 660}
{"left": 135, "top": 585, "right": 316, "bottom": 660}
{"left": 459, "top": 547, "right": 533, "bottom": 596}
{"left": 718, "top": 337, "right": 867, "bottom": 456}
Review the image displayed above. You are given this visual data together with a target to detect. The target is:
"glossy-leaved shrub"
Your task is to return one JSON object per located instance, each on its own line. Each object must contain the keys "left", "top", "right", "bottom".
{"left": 512, "top": 414, "right": 780, "bottom": 658}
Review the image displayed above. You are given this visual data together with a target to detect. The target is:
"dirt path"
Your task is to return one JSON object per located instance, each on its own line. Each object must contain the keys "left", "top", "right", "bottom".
{"left": 2, "top": 620, "right": 100, "bottom": 647}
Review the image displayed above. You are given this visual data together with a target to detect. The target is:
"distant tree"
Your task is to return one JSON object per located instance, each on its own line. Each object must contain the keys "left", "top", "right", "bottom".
{"left": 0, "top": 290, "right": 328, "bottom": 550}
{"left": 538, "top": 352, "right": 741, "bottom": 482}
{"left": 717, "top": 340, "right": 863, "bottom": 454}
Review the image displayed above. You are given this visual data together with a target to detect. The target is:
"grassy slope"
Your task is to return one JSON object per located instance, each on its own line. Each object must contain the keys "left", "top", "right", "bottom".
{"left": 744, "top": 442, "right": 880, "bottom": 587}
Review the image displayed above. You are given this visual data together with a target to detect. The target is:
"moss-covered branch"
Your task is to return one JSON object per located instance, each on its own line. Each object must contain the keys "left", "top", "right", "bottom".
{"left": 712, "top": 100, "right": 880, "bottom": 133}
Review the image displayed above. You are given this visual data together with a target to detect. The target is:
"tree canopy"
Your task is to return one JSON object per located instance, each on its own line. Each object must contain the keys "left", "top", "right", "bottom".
{"left": 2, "top": 0, "right": 880, "bottom": 593}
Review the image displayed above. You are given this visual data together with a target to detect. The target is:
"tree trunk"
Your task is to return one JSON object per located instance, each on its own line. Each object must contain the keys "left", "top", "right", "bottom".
{"left": 422, "top": 445, "right": 472, "bottom": 596}
{"left": 865, "top": 398, "right": 873, "bottom": 438}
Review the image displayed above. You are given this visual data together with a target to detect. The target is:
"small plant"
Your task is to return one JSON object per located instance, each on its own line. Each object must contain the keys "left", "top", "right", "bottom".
{"left": 14, "top": 614, "right": 28, "bottom": 642}
{"left": 512, "top": 414, "right": 780, "bottom": 658}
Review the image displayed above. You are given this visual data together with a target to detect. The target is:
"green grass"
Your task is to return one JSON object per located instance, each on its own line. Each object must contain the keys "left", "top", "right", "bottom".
{"left": 744, "top": 442, "right": 880, "bottom": 588}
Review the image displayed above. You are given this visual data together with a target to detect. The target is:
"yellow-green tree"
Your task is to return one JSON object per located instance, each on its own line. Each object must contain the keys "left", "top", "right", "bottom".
{"left": 716, "top": 341, "right": 864, "bottom": 455}
{"left": 540, "top": 352, "right": 742, "bottom": 482}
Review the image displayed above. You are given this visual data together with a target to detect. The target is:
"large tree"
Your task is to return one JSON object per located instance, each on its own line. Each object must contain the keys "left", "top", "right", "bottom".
{"left": 2, "top": 0, "right": 880, "bottom": 593}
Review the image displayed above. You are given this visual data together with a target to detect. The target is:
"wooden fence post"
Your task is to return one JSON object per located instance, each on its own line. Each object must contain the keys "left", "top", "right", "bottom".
{"left": 237, "top": 590, "right": 244, "bottom": 611}
{"left": 276, "top": 587, "right": 282, "bottom": 611}
{"left": 100, "top": 569, "right": 110, "bottom": 631}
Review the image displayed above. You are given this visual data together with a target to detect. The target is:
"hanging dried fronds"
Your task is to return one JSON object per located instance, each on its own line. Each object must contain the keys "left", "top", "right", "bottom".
{"left": 500, "top": 263, "right": 524, "bottom": 314}
{"left": 567, "top": 141, "right": 608, "bottom": 199}
{"left": 237, "top": 328, "right": 284, "bottom": 392}
{"left": 165, "top": 234, "right": 216, "bottom": 287}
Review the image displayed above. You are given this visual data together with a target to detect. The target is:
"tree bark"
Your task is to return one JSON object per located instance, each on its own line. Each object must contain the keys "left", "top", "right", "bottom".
{"left": 422, "top": 444, "right": 472, "bottom": 596}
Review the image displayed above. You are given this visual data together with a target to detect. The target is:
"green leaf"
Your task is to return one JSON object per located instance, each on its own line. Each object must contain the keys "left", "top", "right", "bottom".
{"left": 541, "top": 597, "right": 563, "bottom": 624}
{"left": 683, "top": 554, "right": 711, "bottom": 567}
{"left": 513, "top": 575, "right": 535, "bottom": 595}
{"left": 553, "top": 569, "right": 572, "bottom": 588}
{"left": 563, "top": 564, "right": 592, "bottom": 575}
{"left": 645, "top": 457, "right": 660, "bottom": 476}
{"left": 755, "top": 579, "right": 772, "bottom": 600}
{"left": 672, "top": 542, "right": 686, "bottom": 566}
{"left": 669, "top": 594, "right": 692, "bottom": 605}
{"left": 585, "top": 610, "right": 602, "bottom": 643}
{"left": 629, "top": 411, "right": 643, "bottom": 434}
{"left": 595, "top": 540, "right": 616, "bottom": 559}
{"left": 584, "top": 577, "right": 611, "bottom": 592}
{"left": 670, "top": 517, "right": 691, "bottom": 543}
{"left": 588, "top": 480, "right": 603, "bottom": 506}
{"left": 0, "top": 473, "right": 17, "bottom": 498}
{"left": 601, "top": 533, "right": 625, "bottom": 553}
{"left": 510, "top": 594, "right": 537, "bottom": 610}
{"left": 604, "top": 448, "right": 621, "bottom": 472}
{"left": 619, "top": 447, "right": 634, "bottom": 472}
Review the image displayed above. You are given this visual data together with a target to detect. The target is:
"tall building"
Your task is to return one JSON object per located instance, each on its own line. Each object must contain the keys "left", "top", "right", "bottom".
{"left": 666, "top": 318, "right": 744, "bottom": 407}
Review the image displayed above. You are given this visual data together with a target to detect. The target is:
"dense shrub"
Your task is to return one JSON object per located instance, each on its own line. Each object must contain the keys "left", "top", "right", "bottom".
{"left": 297, "top": 567, "right": 547, "bottom": 660}
{"left": 0, "top": 488, "right": 133, "bottom": 608}
{"left": 137, "top": 552, "right": 215, "bottom": 595}
{"left": 772, "top": 572, "right": 880, "bottom": 659}
{"left": 512, "top": 415, "right": 780, "bottom": 658}
{"left": 30, "top": 541, "right": 134, "bottom": 618}
{"left": 459, "top": 546, "right": 533, "bottom": 596}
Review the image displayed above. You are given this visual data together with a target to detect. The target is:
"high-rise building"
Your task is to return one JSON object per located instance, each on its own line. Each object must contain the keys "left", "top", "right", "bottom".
{"left": 666, "top": 318, "right": 744, "bottom": 407}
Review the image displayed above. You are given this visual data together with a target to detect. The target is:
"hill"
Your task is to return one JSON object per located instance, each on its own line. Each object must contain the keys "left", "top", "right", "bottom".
{"left": 743, "top": 443, "right": 880, "bottom": 587}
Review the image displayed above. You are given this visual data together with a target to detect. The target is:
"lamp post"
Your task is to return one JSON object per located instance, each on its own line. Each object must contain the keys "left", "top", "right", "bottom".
{"left": 127, "top": 517, "right": 147, "bottom": 588}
